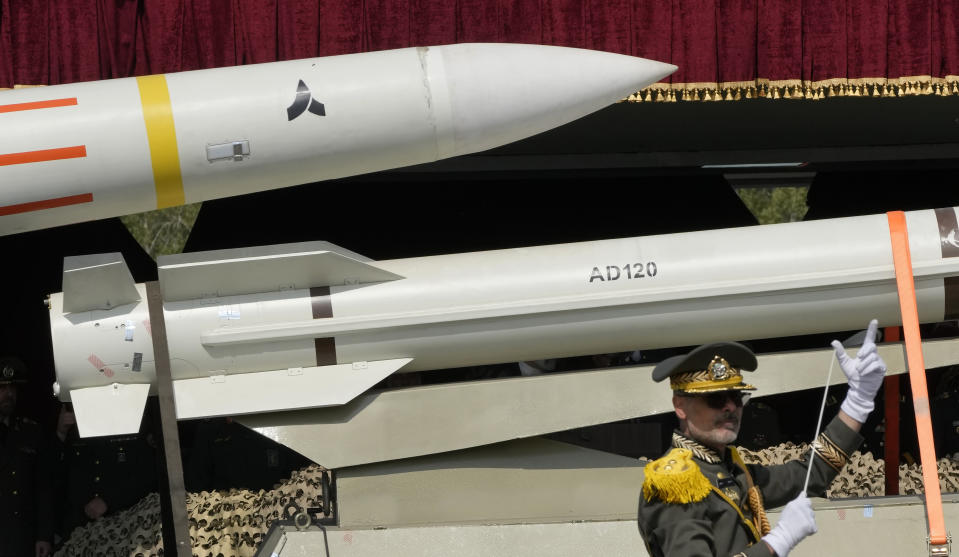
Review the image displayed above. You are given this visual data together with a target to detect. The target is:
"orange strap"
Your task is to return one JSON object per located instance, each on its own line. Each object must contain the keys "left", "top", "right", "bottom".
{"left": 887, "top": 211, "right": 948, "bottom": 547}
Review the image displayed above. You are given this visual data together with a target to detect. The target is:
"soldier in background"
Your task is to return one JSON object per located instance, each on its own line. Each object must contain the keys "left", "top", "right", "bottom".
{"left": 737, "top": 400, "right": 783, "bottom": 451}
{"left": 54, "top": 403, "right": 158, "bottom": 539}
{"left": 933, "top": 366, "right": 959, "bottom": 457}
{"left": 0, "top": 357, "right": 53, "bottom": 557}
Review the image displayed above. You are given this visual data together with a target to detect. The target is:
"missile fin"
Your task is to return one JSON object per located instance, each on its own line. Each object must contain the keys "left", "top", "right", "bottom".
{"left": 298, "top": 241, "right": 374, "bottom": 263}
{"left": 62, "top": 253, "right": 141, "bottom": 313}
{"left": 69, "top": 383, "right": 150, "bottom": 438}
{"left": 157, "top": 241, "right": 402, "bottom": 301}
{"left": 171, "top": 357, "right": 412, "bottom": 420}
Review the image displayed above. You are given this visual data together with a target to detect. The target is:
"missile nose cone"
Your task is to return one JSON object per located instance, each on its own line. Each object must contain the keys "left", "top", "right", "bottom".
{"left": 566, "top": 50, "right": 677, "bottom": 94}
{"left": 431, "top": 44, "right": 677, "bottom": 156}
{"left": 645, "top": 61, "right": 680, "bottom": 85}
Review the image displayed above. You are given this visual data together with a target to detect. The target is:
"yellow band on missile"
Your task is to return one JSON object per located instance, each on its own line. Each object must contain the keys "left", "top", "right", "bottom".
{"left": 136, "top": 75, "right": 185, "bottom": 209}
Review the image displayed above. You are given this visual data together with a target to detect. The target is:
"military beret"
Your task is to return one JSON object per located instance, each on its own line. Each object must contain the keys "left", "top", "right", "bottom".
{"left": 651, "top": 341, "right": 757, "bottom": 393}
{"left": 0, "top": 356, "right": 28, "bottom": 384}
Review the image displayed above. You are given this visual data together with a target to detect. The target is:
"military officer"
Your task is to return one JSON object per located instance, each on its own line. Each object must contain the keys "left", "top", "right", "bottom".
{"left": 637, "top": 319, "right": 887, "bottom": 557}
{"left": 54, "top": 403, "right": 158, "bottom": 538}
{"left": 0, "top": 358, "right": 53, "bottom": 557}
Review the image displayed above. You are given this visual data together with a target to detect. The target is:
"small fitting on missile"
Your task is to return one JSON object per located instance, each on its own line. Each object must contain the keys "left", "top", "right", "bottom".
{"left": 43, "top": 296, "right": 51, "bottom": 309}
{"left": 206, "top": 140, "right": 250, "bottom": 163}
{"left": 52, "top": 382, "right": 60, "bottom": 397}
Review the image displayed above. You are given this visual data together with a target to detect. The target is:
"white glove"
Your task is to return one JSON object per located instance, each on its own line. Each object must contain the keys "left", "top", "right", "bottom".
{"left": 831, "top": 319, "right": 887, "bottom": 423}
{"left": 762, "top": 494, "right": 818, "bottom": 556}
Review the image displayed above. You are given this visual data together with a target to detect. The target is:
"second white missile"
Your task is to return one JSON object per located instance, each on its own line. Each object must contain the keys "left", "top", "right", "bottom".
{"left": 0, "top": 43, "right": 675, "bottom": 235}
{"left": 47, "top": 206, "right": 959, "bottom": 437}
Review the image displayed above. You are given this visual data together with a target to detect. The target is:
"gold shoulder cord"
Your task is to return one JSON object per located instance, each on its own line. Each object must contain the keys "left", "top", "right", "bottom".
{"left": 730, "top": 447, "right": 771, "bottom": 538}
{"left": 709, "top": 484, "right": 762, "bottom": 543}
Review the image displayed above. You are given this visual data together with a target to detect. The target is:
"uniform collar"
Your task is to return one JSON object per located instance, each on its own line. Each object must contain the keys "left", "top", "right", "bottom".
{"left": 671, "top": 430, "right": 724, "bottom": 464}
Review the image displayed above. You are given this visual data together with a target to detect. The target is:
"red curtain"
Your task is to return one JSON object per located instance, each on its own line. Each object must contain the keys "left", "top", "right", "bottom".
{"left": 1, "top": 0, "right": 957, "bottom": 100}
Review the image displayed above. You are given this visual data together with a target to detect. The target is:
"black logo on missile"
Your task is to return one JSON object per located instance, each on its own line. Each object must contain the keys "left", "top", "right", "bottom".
{"left": 287, "top": 80, "right": 326, "bottom": 121}
{"left": 936, "top": 207, "right": 959, "bottom": 258}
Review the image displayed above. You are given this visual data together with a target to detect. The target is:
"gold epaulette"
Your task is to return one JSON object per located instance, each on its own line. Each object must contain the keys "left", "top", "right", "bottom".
{"left": 642, "top": 448, "right": 712, "bottom": 504}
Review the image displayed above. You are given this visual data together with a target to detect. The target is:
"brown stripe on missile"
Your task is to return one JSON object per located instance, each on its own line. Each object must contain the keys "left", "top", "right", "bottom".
{"left": 314, "top": 337, "right": 336, "bottom": 366}
{"left": 310, "top": 286, "right": 337, "bottom": 366}
{"left": 934, "top": 207, "right": 959, "bottom": 258}
{"left": 310, "top": 286, "right": 333, "bottom": 318}
{"left": 945, "top": 277, "right": 959, "bottom": 320}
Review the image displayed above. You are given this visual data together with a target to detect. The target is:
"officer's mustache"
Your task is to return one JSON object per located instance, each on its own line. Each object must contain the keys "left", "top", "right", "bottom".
{"left": 715, "top": 412, "right": 739, "bottom": 426}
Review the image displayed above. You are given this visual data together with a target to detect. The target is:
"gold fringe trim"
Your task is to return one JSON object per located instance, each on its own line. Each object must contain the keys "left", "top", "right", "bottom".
{"left": 642, "top": 448, "right": 712, "bottom": 504}
{"left": 9, "top": 75, "right": 959, "bottom": 100}
{"left": 626, "top": 75, "right": 959, "bottom": 102}
{"left": 0, "top": 84, "right": 47, "bottom": 91}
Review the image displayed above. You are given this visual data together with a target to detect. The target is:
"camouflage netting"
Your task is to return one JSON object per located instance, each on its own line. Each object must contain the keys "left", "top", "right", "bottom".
{"left": 54, "top": 449, "right": 959, "bottom": 557}
{"left": 54, "top": 464, "right": 327, "bottom": 557}
{"left": 739, "top": 443, "right": 959, "bottom": 498}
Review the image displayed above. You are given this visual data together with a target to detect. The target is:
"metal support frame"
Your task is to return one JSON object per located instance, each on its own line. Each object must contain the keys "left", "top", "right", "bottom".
{"left": 146, "top": 281, "right": 192, "bottom": 556}
{"left": 884, "top": 326, "right": 902, "bottom": 496}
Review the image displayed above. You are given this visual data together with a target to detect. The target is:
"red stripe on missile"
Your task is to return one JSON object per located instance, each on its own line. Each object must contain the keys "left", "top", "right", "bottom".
{"left": 0, "top": 145, "right": 87, "bottom": 166}
{"left": 0, "top": 193, "right": 94, "bottom": 216}
{"left": 87, "top": 354, "right": 114, "bottom": 378}
{"left": 0, "top": 97, "right": 78, "bottom": 113}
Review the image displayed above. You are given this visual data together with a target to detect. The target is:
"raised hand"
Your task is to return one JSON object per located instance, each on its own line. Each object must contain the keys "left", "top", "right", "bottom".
{"left": 832, "top": 319, "right": 887, "bottom": 423}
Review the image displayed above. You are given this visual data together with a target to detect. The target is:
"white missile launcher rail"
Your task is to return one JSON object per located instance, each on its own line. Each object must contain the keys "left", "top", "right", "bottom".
{"left": 253, "top": 467, "right": 959, "bottom": 557}
{"left": 246, "top": 343, "right": 959, "bottom": 557}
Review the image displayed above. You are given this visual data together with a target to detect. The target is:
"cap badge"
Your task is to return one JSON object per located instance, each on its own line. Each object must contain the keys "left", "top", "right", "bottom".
{"left": 709, "top": 357, "right": 729, "bottom": 380}
{"left": 2, "top": 366, "right": 13, "bottom": 379}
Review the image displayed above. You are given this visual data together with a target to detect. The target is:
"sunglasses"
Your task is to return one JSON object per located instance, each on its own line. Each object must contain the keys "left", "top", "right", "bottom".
{"left": 681, "top": 391, "right": 750, "bottom": 409}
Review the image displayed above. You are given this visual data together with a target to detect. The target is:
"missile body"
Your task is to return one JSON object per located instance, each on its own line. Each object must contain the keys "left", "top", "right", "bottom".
{"left": 48, "top": 207, "right": 959, "bottom": 437}
{"left": 0, "top": 44, "right": 674, "bottom": 236}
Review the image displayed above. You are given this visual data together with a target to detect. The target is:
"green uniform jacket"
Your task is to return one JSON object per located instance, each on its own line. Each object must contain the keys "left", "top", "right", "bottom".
{"left": 0, "top": 416, "right": 54, "bottom": 557}
{"left": 637, "top": 416, "right": 862, "bottom": 557}
{"left": 55, "top": 432, "right": 158, "bottom": 537}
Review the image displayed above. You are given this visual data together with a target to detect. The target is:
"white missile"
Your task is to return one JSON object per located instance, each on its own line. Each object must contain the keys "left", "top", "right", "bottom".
{"left": 0, "top": 44, "right": 675, "bottom": 235}
{"left": 48, "top": 206, "right": 959, "bottom": 437}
